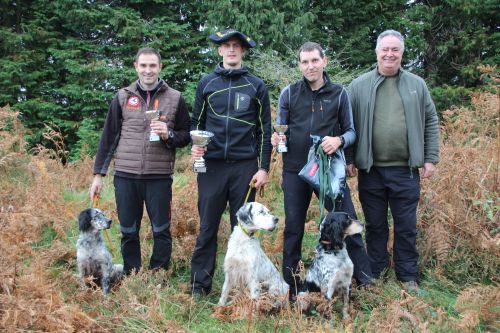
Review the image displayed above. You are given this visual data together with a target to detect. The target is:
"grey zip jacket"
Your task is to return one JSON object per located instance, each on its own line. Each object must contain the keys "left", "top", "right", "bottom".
{"left": 347, "top": 68, "right": 440, "bottom": 172}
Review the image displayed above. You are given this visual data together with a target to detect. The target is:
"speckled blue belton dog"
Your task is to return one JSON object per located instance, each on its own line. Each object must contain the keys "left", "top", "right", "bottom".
{"left": 76, "top": 208, "right": 123, "bottom": 295}
{"left": 300, "top": 212, "right": 363, "bottom": 319}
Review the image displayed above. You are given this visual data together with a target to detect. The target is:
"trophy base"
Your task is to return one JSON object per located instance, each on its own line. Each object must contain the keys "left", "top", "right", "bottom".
{"left": 278, "top": 146, "right": 288, "bottom": 153}
{"left": 193, "top": 165, "right": 207, "bottom": 173}
{"left": 149, "top": 133, "right": 160, "bottom": 142}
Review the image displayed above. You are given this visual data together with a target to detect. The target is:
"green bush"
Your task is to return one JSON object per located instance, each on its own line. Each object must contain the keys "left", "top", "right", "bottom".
{"left": 69, "top": 117, "right": 102, "bottom": 162}
{"left": 430, "top": 85, "right": 472, "bottom": 116}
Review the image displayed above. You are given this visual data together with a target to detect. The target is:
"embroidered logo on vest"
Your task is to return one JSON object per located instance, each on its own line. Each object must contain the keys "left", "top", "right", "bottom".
{"left": 127, "top": 96, "right": 140, "bottom": 107}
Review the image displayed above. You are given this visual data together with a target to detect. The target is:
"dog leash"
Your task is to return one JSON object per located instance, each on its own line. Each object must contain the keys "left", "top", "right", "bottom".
{"left": 92, "top": 194, "right": 117, "bottom": 258}
{"left": 243, "top": 176, "right": 266, "bottom": 204}
{"left": 317, "top": 145, "right": 333, "bottom": 224}
{"left": 243, "top": 181, "right": 255, "bottom": 204}
{"left": 241, "top": 181, "right": 263, "bottom": 238}
{"left": 243, "top": 179, "right": 265, "bottom": 203}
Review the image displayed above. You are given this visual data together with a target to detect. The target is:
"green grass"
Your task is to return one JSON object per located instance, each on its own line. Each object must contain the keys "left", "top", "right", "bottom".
{"left": 32, "top": 225, "right": 58, "bottom": 249}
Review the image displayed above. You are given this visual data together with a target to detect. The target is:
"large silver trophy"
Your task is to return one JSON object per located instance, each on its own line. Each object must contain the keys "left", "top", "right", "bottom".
{"left": 145, "top": 110, "right": 160, "bottom": 141}
{"left": 190, "top": 130, "right": 215, "bottom": 173}
{"left": 274, "top": 124, "right": 288, "bottom": 153}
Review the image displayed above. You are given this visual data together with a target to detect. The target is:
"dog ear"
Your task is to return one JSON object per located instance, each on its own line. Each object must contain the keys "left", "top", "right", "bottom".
{"left": 236, "top": 203, "right": 252, "bottom": 226}
{"left": 78, "top": 208, "right": 93, "bottom": 232}
{"left": 345, "top": 217, "right": 363, "bottom": 236}
{"left": 331, "top": 218, "right": 345, "bottom": 250}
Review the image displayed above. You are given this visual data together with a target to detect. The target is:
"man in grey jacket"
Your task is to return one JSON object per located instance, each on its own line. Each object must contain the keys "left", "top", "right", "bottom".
{"left": 348, "top": 30, "right": 440, "bottom": 292}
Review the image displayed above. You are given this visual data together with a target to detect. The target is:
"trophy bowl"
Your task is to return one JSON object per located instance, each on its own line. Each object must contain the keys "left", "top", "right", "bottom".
{"left": 190, "top": 130, "right": 215, "bottom": 173}
{"left": 145, "top": 109, "right": 159, "bottom": 121}
{"left": 273, "top": 124, "right": 288, "bottom": 153}
{"left": 190, "top": 130, "right": 214, "bottom": 146}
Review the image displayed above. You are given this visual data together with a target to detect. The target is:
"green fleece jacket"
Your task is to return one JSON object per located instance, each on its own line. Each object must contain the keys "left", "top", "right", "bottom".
{"left": 347, "top": 68, "right": 440, "bottom": 171}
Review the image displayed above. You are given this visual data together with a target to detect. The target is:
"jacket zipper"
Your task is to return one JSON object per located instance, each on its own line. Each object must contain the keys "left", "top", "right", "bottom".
{"left": 141, "top": 88, "right": 162, "bottom": 173}
{"left": 224, "top": 77, "right": 232, "bottom": 159}
{"left": 309, "top": 96, "right": 316, "bottom": 135}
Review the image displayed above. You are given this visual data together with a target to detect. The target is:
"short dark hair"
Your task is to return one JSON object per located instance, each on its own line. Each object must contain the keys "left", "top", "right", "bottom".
{"left": 134, "top": 47, "right": 162, "bottom": 64}
{"left": 298, "top": 42, "right": 325, "bottom": 61}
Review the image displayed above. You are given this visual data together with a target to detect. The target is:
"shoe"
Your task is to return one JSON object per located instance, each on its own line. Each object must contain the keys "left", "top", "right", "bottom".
{"left": 289, "top": 292, "right": 297, "bottom": 304}
{"left": 401, "top": 281, "right": 420, "bottom": 293}
{"left": 191, "top": 288, "right": 208, "bottom": 301}
{"left": 358, "top": 281, "right": 375, "bottom": 290}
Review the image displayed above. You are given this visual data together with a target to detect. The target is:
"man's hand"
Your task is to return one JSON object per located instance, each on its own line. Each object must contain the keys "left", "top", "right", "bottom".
{"left": 251, "top": 169, "right": 268, "bottom": 189}
{"left": 347, "top": 164, "right": 357, "bottom": 177}
{"left": 271, "top": 132, "right": 285, "bottom": 147}
{"left": 191, "top": 144, "right": 207, "bottom": 161}
{"left": 321, "top": 136, "right": 342, "bottom": 155}
{"left": 421, "top": 162, "right": 436, "bottom": 178}
{"left": 89, "top": 174, "right": 103, "bottom": 201}
{"left": 150, "top": 120, "right": 169, "bottom": 140}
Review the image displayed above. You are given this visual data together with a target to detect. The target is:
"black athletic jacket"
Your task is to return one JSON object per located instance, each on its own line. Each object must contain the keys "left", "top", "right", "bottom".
{"left": 277, "top": 73, "right": 356, "bottom": 173}
{"left": 191, "top": 63, "right": 272, "bottom": 171}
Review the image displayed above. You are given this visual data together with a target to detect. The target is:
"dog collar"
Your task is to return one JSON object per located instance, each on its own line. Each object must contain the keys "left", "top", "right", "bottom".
{"left": 238, "top": 223, "right": 262, "bottom": 238}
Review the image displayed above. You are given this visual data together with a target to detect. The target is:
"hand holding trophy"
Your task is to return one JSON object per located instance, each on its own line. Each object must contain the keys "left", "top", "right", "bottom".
{"left": 190, "top": 130, "right": 214, "bottom": 173}
{"left": 145, "top": 100, "right": 160, "bottom": 141}
{"left": 274, "top": 124, "right": 288, "bottom": 153}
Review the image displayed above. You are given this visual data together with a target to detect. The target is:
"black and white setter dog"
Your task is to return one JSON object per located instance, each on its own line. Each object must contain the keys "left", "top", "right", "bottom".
{"left": 218, "top": 202, "right": 289, "bottom": 307}
{"left": 301, "top": 212, "right": 362, "bottom": 319}
{"left": 76, "top": 208, "right": 123, "bottom": 295}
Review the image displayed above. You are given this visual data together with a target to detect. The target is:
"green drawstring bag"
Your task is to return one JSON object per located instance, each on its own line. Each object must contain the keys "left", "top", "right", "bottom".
{"left": 298, "top": 135, "right": 347, "bottom": 221}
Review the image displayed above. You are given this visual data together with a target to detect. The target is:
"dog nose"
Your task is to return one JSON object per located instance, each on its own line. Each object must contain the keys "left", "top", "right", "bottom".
{"left": 273, "top": 217, "right": 279, "bottom": 224}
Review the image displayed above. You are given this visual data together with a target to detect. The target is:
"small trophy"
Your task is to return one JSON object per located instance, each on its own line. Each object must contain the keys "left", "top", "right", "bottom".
{"left": 274, "top": 124, "right": 288, "bottom": 153}
{"left": 145, "top": 110, "right": 160, "bottom": 141}
{"left": 190, "top": 130, "right": 215, "bottom": 173}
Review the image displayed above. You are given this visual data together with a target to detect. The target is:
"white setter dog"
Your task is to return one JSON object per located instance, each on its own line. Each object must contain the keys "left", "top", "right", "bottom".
{"left": 76, "top": 208, "right": 123, "bottom": 295}
{"left": 301, "top": 211, "right": 362, "bottom": 319}
{"left": 218, "top": 202, "right": 289, "bottom": 306}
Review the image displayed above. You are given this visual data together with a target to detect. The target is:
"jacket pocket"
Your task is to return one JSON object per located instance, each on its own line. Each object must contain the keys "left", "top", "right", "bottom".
{"left": 235, "top": 92, "right": 251, "bottom": 113}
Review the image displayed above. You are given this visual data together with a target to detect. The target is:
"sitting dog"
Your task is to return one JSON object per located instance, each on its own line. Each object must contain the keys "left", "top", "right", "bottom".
{"left": 76, "top": 208, "right": 123, "bottom": 295}
{"left": 301, "top": 212, "right": 362, "bottom": 319}
{"left": 218, "top": 202, "right": 289, "bottom": 306}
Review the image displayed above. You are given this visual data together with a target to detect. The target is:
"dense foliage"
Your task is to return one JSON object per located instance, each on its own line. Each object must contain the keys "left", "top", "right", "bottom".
{"left": 0, "top": 0, "right": 498, "bottom": 159}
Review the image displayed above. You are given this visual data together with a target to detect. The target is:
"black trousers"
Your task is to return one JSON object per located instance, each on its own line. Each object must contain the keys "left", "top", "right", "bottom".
{"left": 282, "top": 171, "right": 373, "bottom": 294}
{"left": 114, "top": 176, "right": 173, "bottom": 275}
{"left": 190, "top": 159, "right": 257, "bottom": 293}
{"left": 358, "top": 166, "right": 420, "bottom": 282}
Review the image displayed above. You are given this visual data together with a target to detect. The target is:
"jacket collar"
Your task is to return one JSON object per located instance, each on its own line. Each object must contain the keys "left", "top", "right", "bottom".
{"left": 373, "top": 66, "right": 405, "bottom": 79}
{"left": 301, "top": 72, "right": 333, "bottom": 93}
{"left": 125, "top": 79, "right": 168, "bottom": 95}
{"left": 215, "top": 62, "right": 249, "bottom": 77}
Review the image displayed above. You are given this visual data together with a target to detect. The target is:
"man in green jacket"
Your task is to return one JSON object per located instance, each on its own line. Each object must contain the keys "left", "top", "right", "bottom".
{"left": 348, "top": 30, "right": 440, "bottom": 292}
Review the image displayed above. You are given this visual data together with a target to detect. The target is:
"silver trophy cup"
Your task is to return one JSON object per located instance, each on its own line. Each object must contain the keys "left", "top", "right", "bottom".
{"left": 274, "top": 124, "right": 288, "bottom": 153}
{"left": 190, "top": 130, "right": 215, "bottom": 173}
{"left": 145, "top": 110, "right": 160, "bottom": 141}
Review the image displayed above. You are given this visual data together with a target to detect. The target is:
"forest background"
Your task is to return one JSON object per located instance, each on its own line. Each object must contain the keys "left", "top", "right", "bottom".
{"left": 0, "top": 0, "right": 499, "bottom": 332}
{"left": 1, "top": 0, "right": 498, "bottom": 157}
